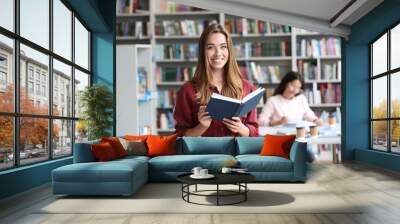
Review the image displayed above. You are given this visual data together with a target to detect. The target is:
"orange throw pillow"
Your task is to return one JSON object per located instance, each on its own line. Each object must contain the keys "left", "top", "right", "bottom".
{"left": 260, "top": 134, "right": 296, "bottom": 159}
{"left": 146, "top": 134, "right": 177, "bottom": 157}
{"left": 91, "top": 142, "right": 117, "bottom": 161}
{"left": 101, "top": 137, "right": 127, "bottom": 158}
{"left": 124, "top": 135, "right": 149, "bottom": 141}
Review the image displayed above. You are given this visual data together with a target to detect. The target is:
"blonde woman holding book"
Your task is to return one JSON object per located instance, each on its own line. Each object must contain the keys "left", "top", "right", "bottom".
{"left": 173, "top": 23, "right": 259, "bottom": 137}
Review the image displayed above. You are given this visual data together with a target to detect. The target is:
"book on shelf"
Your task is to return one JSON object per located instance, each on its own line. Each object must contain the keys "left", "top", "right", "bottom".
{"left": 239, "top": 62, "right": 283, "bottom": 84}
{"left": 155, "top": 20, "right": 215, "bottom": 36}
{"left": 234, "top": 41, "right": 290, "bottom": 58}
{"left": 155, "top": 0, "right": 203, "bottom": 12}
{"left": 116, "top": 0, "right": 143, "bottom": 14}
{"left": 304, "top": 83, "right": 341, "bottom": 105}
{"left": 205, "top": 87, "right": 266, "bottom": 120}
{"left": 297, "top": 37, "right": 341, "bottom": 57}
{"left": 155, "top": 43, "right": 198, "bottom": 60}
{"left": 156, "top": 66, "right": 196, "bottom": 82}
{"left": 224, "top": 17, "right": 291, "bottom": 35}
{"left": 116, "top": 20, "right": 149, "bottom": 38}
{"left": 157, "top": 111, "right": 175, "bottom": 129}
{"left": 157, "top": 90, "right": 177, "bottom": 108}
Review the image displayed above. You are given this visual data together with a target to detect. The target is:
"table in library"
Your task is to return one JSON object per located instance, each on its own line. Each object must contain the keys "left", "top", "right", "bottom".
{"left": 259, "top": 126, "right": 341, "bottom": 164}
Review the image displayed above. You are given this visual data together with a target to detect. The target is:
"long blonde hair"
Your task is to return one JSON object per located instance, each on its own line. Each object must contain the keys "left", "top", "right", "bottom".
{"left": 191, "top": 23, "right": 243, "bottom": 104}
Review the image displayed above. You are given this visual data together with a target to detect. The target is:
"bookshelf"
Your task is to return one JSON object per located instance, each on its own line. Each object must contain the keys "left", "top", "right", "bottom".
{"left": 116, "top": 44, "right": 157, "bottom": 136}
{"left": 116, "top": 0, "right": 342, "bottom": 135}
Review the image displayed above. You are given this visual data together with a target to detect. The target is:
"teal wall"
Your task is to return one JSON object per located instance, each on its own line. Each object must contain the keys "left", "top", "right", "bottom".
{"left": 0, "top": 0, "right": 116, "bottom": 200}
{"left": 344, "top": 0, "right": 400, "bottom": 171}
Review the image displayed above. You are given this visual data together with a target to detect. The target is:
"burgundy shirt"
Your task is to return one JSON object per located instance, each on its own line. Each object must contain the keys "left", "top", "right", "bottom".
{"left": 173, "top": 79, "right": 259, "bottom": 137}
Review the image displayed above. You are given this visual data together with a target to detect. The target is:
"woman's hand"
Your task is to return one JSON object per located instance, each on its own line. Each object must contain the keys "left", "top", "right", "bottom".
{"left": 223, "top": 117, "right": 250, "bottom": 136}
{"left": 270, "top": 116, "right": 288, "bottom": 126}
{"left": 313, "top": 118, "right": 324, "bottom": 126}
{"left": 198, "top": 106, "right": 212, "bottom": 129}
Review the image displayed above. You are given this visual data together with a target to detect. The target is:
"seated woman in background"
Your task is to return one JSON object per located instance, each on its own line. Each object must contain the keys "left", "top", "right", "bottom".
{"left": 258, "top": 71, "right": 323, "bottom": 127}
{"left": 258, "top": 71, "right": 323, "bottom": 163}
{"left": 173, "top": 23, "right": 258, "bottom": 137}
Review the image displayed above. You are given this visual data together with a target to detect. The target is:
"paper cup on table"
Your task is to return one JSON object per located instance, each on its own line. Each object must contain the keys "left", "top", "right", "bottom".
{"left": 296, "top": 127, "right": 305, "bottom": 139}
{"left": 310, "top": 125, "right": 318, "bottom": 137}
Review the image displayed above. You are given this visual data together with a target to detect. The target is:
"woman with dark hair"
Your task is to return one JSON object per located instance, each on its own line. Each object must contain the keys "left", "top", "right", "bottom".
{"left": 258, "top": 71, "right": 323, "bottom": 127}
{"left": 173, "top": 23, "right": 258, "bottom": 137}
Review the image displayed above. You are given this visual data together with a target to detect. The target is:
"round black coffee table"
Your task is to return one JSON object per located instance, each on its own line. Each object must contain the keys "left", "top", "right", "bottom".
{"left": 177, "top": 173, "right": 255, "bottom": 206}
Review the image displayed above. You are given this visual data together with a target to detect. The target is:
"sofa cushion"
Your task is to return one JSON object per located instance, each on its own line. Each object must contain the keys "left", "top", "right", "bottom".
{"left": 101, "top": 137, "right": 127, "bottom": 158}
{"left": 179, "top": 137, "right": 235, "bottom": 155}
{"left": 235, "top": 137, "right": 264, "bottom": 155}
{"left": 118, "top": 138, "right": 147, "bottom": 156}
{"left": 148, "top": 154, "right": 235, "bottom": 172}
{"left": 146, "top": 134, "right": 177, "bottom": 157}
{"left": 53, "top": 158, "right": 147, "bottom": 183}
{"left": 260, "top": 135, "right": 296, "bottom": 159}
{"left": 236, "top": 155, "right": 293, "bottom": 172}
{"left": 91, "top": 142, "right": 118, "bottom": 161}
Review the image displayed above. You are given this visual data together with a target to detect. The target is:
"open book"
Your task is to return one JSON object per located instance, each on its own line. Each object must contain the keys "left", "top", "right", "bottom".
{"left": 205, "top": 87, "right": 265, "bottom": 120}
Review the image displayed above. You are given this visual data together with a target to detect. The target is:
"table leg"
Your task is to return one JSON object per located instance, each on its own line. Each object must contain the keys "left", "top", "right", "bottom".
{"left": 332, "top": 144, "right": 340, "bottom": 164}
{"left": 217, "top": 184, "right": 219, "bottom": 206}
{"left": 245, "top": 183, "right": 247, "bottom": 201}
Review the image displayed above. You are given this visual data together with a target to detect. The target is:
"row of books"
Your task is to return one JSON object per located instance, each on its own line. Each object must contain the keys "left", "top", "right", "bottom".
{"left": 239, "top": 62, "right": 284, "bottom": 84}
{"left": 155, "top": 20, "right": 216, "bottom": 36}
{"left": 157, "top": 111, "right": 175, "bottom": 130}
{"left": 298, "top": 60, "right": 318, "bottom": 81}
{"left": 155, "top": 0, "right": 203, "bottom": 13}
{"left": 157, "top": 90, "right": 177, "bottom": 108}
{"left": 225, "top": 18, "right": 291, "bottom": 35}
{"left": 116, "top": 21, "right": 150, "bottom": 37}
{"left": 297, "top": 37, "right": 341, "bottom": 57}
{"left": 304, "top": 83, "right": 341, "bottom": 105}
{"left": 156, "top": 66, "right": 196, "bottom": 83}
{"left": 298, "top": 60, "right": 342, "bottom": 81}
{"left": 234, "top": 41, "right": 291, "bottom": 58}
{"left": 116, "top": 0, "right": 143, "bottom": 14}
{"left": 154, "top": 44, "right": 198, "bottom": 60}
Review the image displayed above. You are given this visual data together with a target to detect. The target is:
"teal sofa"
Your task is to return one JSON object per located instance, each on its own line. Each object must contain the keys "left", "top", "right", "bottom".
{"left": 52, "top": 137, "right": 307, "bottom": 196}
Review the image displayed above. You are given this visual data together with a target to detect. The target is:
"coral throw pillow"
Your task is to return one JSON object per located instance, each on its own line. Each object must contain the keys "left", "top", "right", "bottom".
{"left": 91, "top": 142, "right": 117, "bottom": 162}
{"left": 101, "top": 137, "right": 127, "bottom": 158}
{"left": 124, "top": 135, "right": 149, "bottom": 141}
{"left": 146, "top": 134, "right": 177, "bottom": 157}
{"left": 260, "top": 134, "right": 296, "bottom": 159}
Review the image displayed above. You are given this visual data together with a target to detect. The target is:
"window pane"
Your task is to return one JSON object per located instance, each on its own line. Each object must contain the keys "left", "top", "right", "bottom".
{"left": 75, "top": 18, "right": 89, "bottom": 70}
{"left": 391, "top": 72, "right": 400, "bottom": 118}
{"left": 74, "top": 69, "right": 89, "bottom": 118}
{"left": 0, "top": 116, "right": 14, "bottom": 170}
{"left": 372, "top": 77, "right": 387, "bottom": 119}
{"left": 20, "top": 44, "right": 49, "bottom": 115}
{"left": 53, "top": 59, "right": 72, "bottom": 117}
{"left": 53, "top": 119, "right": 72, "bottom": 158}
{"left": 0, "top": 0, "right": 14, "bottom": 31}
{"left": 391, "top": 120, "right": 400, "bottom": 153}
{"left": 0, "top": 35, "right": 14, "bottom": 113}
{"left": 20, "top": 0, "right": 49, "bottom": 49}
{"left": 20, "top": 117, "right": 49, "bottom": 165}
{"left": 53, "top": 0, "right": 72, "bottom": 60}
{"left": 75, "top": 120, "right": 88, "bottom": 142}
{"left": 391, "top": 24, "right": 400, "bottom": 70}
{"left": 372, "top": 121, "right": 388, "bottom": 151}
{"left": 372, "top": 33, "right": 387, "bottom": 76}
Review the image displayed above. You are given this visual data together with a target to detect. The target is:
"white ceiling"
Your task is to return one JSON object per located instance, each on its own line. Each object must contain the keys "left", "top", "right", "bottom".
{"left": 174, "top": 0, "right": 384, "bottom": 38}
{"left": 225, "top": 0, "right": 352, "bottom": 24}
